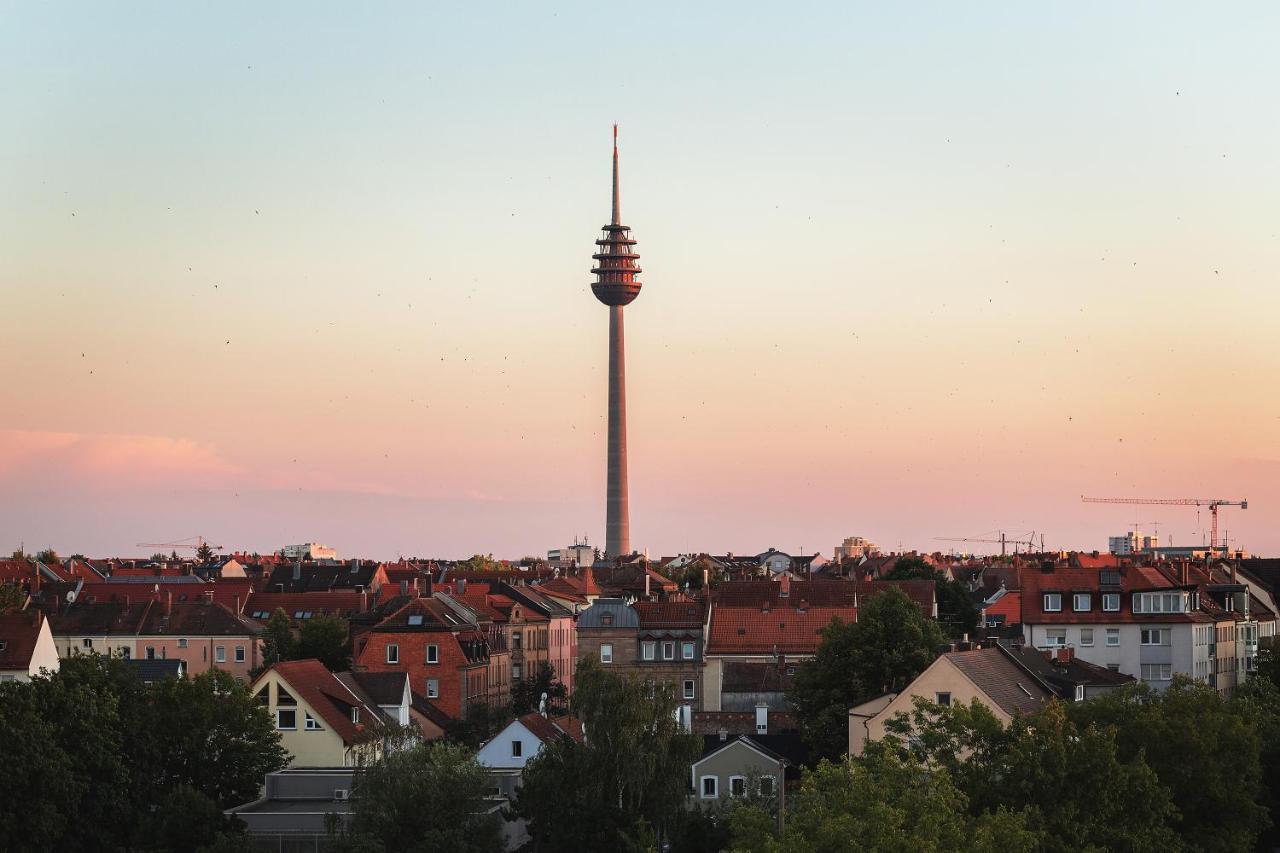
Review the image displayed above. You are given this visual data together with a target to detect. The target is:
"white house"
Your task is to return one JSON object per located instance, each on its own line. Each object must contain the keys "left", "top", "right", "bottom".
{"left": 475, "top": 712, "right": 583, "bottom": 798}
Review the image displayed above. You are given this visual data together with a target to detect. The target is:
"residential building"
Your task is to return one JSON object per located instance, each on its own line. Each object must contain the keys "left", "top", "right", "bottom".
{"left": 264, "top": 560, "right": 388, "bottom": 596}
{"left": 50, "top": 600, "right": 263, "bottom": 680}
{"left": 848, "top": 642, "right": 1133, "bottom": 755}
{"left": 833, "top": 536, "right": 880, "bottom": 561}
{"left": 691, "top": 732, "right": 795, "bottom": 812}
{"left": 251, "top": 659, "right": 404, "bottom": 768}
{"left": 475, "top": 711, "right": 584, "bottom": 798}
{"left": 281, "top": 544, "right": 339, "bottom": 561}
{"left": 0, "top": 611, "right": 59, "bottom": 681}
{"left": 1020, "top": 561, "right": 1272, "bottom": 695}
{"left": 353, "top": 595, "right": 508, "bottom": 722}
{"left": 227, "top": 768, "right": 356, "bottom": 847}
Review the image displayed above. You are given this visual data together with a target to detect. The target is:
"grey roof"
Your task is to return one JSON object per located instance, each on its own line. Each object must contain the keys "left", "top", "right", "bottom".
{"left": 945, "top": 647, "right": 1053, "bottom": 716}
{"left": 340, "top": 671, "right": 408, "bottom": 706}
{"left": 576, "top": 598, "right": 640, "bottom": 629}
{"left": 125, "top": 659, "right": 185, "bottom": 682}
{"left": 997, "top": 641, "right": 1135, "bottom": 695}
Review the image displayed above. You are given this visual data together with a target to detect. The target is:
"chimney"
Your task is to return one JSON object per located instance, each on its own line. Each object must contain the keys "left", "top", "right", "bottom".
{"left": 360, "top": 589, "right": 368, "bottom": 611}
{"left": 1056, "top": 647, "right": 1074, "bottom": 664}
{"left": 1180, "top": 561, "right": 1189, "bottom": 586}
{"left": 644, "top": 572, "right": 651, "bottom": 599}
{"left": 293, "top": 558, "right": 301, "bottom": 582}
{"left": 31, "top": 561, "right": 40, "bottom": 595}
{"left": 166, "top": 591, "right": 173, "bottom": 616}
{"left": 702, "top": 568, "right": 709, "bottom": 589}
{"left": 755, "top": 703, "right": 768, "bottom": 735}
{"left": 458, "top": 578, "right": 467, "bottom": 594}
{"left": 779, "top": 575, "right": 791, "bottom": 598}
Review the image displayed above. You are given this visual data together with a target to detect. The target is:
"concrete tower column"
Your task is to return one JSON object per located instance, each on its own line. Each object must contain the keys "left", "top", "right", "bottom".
{"left": 606, "top": 304, "right": 629, "bottom": 557}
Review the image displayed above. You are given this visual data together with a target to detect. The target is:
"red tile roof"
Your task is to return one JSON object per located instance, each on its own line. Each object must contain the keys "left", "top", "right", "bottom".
{"left": 1020, "top": 565, "right": 1211, "bottom": 625}
{"left": 262, "top": 659, "right": 383, "bottom": 744}
{"left": 983, "top": 590, "right": 1022, "bottom": 624}
{"left": 517, "top": 711, "right": 584, "bottom": 744}
{"left": 633, "top": 600, "right": 707, "bottom": 629}
{"left": 0, "top": 612, "right": 46, "bottom": 671}
{"left": 706, "top": 604, "right": 856, "bottom": 655}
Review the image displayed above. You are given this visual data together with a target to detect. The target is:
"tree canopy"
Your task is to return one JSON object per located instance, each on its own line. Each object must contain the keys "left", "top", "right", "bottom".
{"left": 788, "top": 586, "right": 944, "bottom": 760}
{"left": 513, "top": 656, "right": 702, "bottom": 850}
{"left": 331, "top": 742, "right": 502, "bottom": 853}
{"left": 883, "top": 556, "right": 979, "bottom": 639}
{"left": 297, "top": 614, "right": 352, "bottom": 671}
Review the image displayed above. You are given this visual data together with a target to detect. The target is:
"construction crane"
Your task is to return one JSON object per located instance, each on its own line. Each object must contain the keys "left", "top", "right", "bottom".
{"left": 1080, "top": 496, "right": 1247, "bottom": 551}
{"left": 135, "top": 535, "right": 223, "bottom": 554}
{"left": 934, "top": 531, "right": 1038, "bottom": 556}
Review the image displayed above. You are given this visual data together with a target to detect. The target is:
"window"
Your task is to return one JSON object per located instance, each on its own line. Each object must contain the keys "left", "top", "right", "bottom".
{"left": 683, "top": 679, "right": 696, "bottom": 699}
{"left": 682, "top": 641, "right": 695, "bottom": 660}
{"left": 1043, "top": 593, "right": 1062, "bottom": 612}
{"left": 1107, "top": 663, "right": 1121, "bottom": 671}
{"left": 1080, "top": 628, "right": 1094, "bottom": 646}
{"left": 1073, "top": 593, "right": 1091, "bottom": 612}
{"left": 662, "top": 641, "right": 675, "bottom": 660}
{"left": 1074, "top": 685, "right": 1086, "bottom": 701}
{"left": 277, "top": 709, "right": 297, "bottom": 730}
{"left": 1133, "top": 592, "right": 1184, "bottom": 614}
{"left": 600, "top": 643, "right": 613, "bottom": 664}
{"left": 407, "top": 615, "right": 424, "bottom": 626}
{"left": 1102, "top": 593, "right": 1121, "bottom": 612}
{"left": 700, "top": 776, "right": 718, "bottom": 798}
{"left": 512, "top": 663, "right": 523, "bottom": 681}
{"left": 642, "top": 641, "right": 656, "bottom": 661}
{"left": 386, "top": 644, "right": 400, "bottom": 664}
{"left": 350, "top": 707, "right": 359, "bottom": 724}
{"left": 426, "top": 644, "right": 439, "bottom": 664}
{"left": 935, "top": 692, "right": 952, "bottom": 707}
{"left": 1106, "top": 628, "right": 1120, "bottom": 647}
{"left": 1141, "top": 663, "right": 1173, "bottom": 681}
{"left": 235, "top": 646, "right": 245, "bottom": 662}
{"left": 1044, "top": 629, "right": 1067, "bottom": 648}
{"left": 759, "top": 777, "right": 774, "bottom": 798}
{"left": 120, "top": 647, "right": 131, "bottom": 660}
{"left": 255, "top": 686, "right": 270, "bottom": 705}
{"left": 305, "top": 712, "right": 322, "bottom": 731}
{"left": 1141, "top": 628, "right": 1169, "bottom": 646}
{"left": 82, "top": 638, "right": 93, "bottom": 649}
{"left": 511, "top": 740, "right": 523, "bottom": 758}
{"left": 512, "top": 631, "right": 522, "bottom": 650}
{"left": 177, "top": 638, "right": 188, "bottom": 649}
{"left": 215, "top": 646, "right": 226, "bottom": 663}
{"left": 146, "top": 646, "right": 156, "bottom": 660}
{"left": 277, "top": 686, "right": 297, "bottom": 706}
{"left": 426, "top": 678, "right": 439, "bottom": 699}
{"left": 601, "top": 614, "right": 614, "bottom": 626}
{"left": 729, "top": 776, "right": 746, "bottom": 798}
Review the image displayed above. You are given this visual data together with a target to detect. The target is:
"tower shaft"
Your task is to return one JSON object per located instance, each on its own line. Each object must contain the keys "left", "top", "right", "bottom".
{"left": 606, "top": 304, "right": 629, "bottom": 557}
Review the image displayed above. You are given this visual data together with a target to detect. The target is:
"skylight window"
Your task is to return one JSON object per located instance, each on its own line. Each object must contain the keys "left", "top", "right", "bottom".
{"left": 408, "top": 615, "right": 425, "bottom": 626}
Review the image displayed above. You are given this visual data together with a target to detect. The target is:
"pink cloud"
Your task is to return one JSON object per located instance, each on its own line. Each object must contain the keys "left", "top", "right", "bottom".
{"left": 0, "top": 429, "right": 244, "bottom": 490}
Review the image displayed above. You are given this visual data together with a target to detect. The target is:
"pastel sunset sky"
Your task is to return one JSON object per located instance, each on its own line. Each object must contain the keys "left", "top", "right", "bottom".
{"left": 3, "top": 3, "right": 1279, "bottom": 559}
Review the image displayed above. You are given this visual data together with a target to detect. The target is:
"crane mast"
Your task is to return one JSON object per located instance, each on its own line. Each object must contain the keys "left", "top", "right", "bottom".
{"left": 1080, "top": 497, "right": 1247, "bottom": 551}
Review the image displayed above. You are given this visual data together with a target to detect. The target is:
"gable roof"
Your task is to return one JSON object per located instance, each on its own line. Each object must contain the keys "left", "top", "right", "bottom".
{"left": 260, "top": 659, "right": 384, "bottom": 744}
{"left": 516, "top": 711, "right": 583, "bottom": 745}
{"left": 339, "top": 671, "right": 409, "bottom": 707}
{"left": 633, "top": 600, "right": 706, "bottom": 629}
{"left": 943, "top": 647, "right": 1054, "bottom": 716}
{"left": 0, "top": 612, "right": 46, "bottom": 671}
{"left": 706, "top": 604, "right": 856, "bottom": 655}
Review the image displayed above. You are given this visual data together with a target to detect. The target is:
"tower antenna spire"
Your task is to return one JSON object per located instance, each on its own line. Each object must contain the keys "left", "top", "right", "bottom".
{"left": 611, "top": 123, "right": 621, "bottom": 226}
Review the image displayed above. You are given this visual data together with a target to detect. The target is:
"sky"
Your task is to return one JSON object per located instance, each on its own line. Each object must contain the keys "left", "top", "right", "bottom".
{"left": 3, "top": 2, "right": 1279, "bottom": 559}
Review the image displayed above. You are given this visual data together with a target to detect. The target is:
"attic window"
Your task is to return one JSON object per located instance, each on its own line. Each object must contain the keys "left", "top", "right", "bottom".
{"left": 602, "top": 614, "right": 614, "bottom": 626}
{"left": 408, "top": 615, "right": 425, "bottom": 626}
{"left": 277, "top": 687, "right": 297, "bottom": 706}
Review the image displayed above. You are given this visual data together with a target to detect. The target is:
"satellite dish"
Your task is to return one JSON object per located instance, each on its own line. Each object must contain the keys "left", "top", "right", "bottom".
{"left": 66, "top": 590, "right": 77, "bottom": 603}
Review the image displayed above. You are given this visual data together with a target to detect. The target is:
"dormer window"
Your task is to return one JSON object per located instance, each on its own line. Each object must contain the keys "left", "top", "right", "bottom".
{"left": 1072, "top": 593, "right": 1091, "bottom": 612}
{"left": 1043, "top": 593, "right": 1062, "bottom": 612}
{"left": 601, "top": 614, "right": 614, "bottom": 626}
{"left": 350, "top": 707, "right": 359, "bottom": 724}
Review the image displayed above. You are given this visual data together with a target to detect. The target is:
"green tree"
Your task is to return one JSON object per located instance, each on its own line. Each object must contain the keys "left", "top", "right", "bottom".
{"left": 0, "top": 679, "right": 85, "bottom": 850}
{"left": 789, "top": 587, "right": 944, "bottom": 759}
{"left": 884, "top": 556, "right": 980, "bottom": 639}
{"left": 456, "top": 553, "right": 501, "bottom": 572}
{"left": 147, "top": 668, "right": 289, "bottom": 808}
{"left": 261, "top": 608, "right": 296, "bottom": 667}
{"left": 443, "top": 699, "right": 506, "bottom": 749}
{"left": 332, "top": 742, "right": 502, "bottom": 853}
{"left": 196, "top": 541, "right": 216, "bottom": 563}
{"left": 1230, "top": 676, "right": 1280, "bottom": 851}
{"left": 883, "top": 697, "right": 1180, "bottom": 853}
{"left": 150, "top": 552, "right": 170, "bottom": 562}
{"left": 297, "top": 614, "right": 351, "bottom": 671}
{"left": 1070, "top": 679, "right": 1267, "bottom": 853}
{"left": 730, "top": 751, "right": 1040, "bottom": 853}
{"left": 35, "top": 547, "right": 60, "bottom": 565}
{"left": 511, "top": 661, "right": 568, "bottom": 716}
{"left": 0, "top": 582, "right": 26, "bottom": 613}
{"left": 513, "top": 657, "right": 702, "bottom": 849}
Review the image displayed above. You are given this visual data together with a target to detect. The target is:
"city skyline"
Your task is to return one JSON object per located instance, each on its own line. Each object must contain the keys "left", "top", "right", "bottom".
{"left": 4, "top": 3, "right": 1280, "bottom": 558}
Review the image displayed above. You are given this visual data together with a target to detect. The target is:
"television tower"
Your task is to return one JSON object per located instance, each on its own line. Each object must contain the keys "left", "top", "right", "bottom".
{"left": 591, "top": 125, "right": 642, "bottom": 557}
